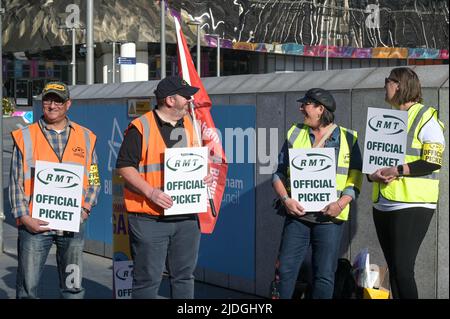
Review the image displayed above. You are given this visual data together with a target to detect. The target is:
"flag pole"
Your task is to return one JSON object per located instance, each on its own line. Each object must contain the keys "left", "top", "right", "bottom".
{"left": 189, "top": 102, "right": 217, "bottom": 217}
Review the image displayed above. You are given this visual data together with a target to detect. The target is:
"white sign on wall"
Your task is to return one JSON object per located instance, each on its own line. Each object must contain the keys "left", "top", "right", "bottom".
{"left": 362, "top": 107, "right": 408, "bottom": 174}
{"left": 31, "top": 160, "right": 84, "bottom": 232}
{"left": 289, "top": 148, "right": 337, "bottom": 212}
{"left": 164, "top": 147, "right": 208, "bottom": 216}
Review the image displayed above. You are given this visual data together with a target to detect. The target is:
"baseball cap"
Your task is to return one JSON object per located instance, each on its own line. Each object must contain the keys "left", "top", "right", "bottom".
{"left": 297, "top": 88, "right": 336, "bottom": 112}
{"left": 154, "top": 76, "right": 199, "bottom": 99}
{"left": 42, "top": 81, "right": 70, "bottom": 101}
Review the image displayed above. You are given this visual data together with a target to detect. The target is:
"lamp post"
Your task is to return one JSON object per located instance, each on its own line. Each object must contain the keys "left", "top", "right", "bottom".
{"left": 187, "top": 20, "right": 201, "bottom": 76}
{"left": 160, "top": 0, "right": 166, "bottom": 79}
{"left": 216, "top": 34, "right": 220, "bottom": 77}
{"left": 58, "top": 25, "right": 84, "bottom": 85}
{"left": 0, "top": 4, "right": 5, "bottom": 253}
{"left": 112, "top": 41, "right": 116, "bottom": 83}
{"left": 86, "top": 0, "right": 94, "bottom": 84}
{"left": 208, "top": 34, "right": 221, "bottom": 77}
{"left": 325, "top": 17, "right": 330, "bottom": 71}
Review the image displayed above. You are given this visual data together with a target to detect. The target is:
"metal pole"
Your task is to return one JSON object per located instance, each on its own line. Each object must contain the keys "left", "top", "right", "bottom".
{"left": 216, "top": 35, "right": 220, "bottom": 77}
{"left": 196, "top": 24, "right": 201, "bottom": 76}
{"left": 71, "top": 28, "right": 76, "bottom": 85}
{"left": 112, "top": 41, "right": 116, "bottom": 83}
{"left": 187, "top": 20, "right": 202, "bottom": 76}
{"left": 160, "top": 0, "right": 166, "bottom": 79}
{"left": 325, "top": 18, "right": 329, "bottom": 71}
{"left": 86, "top": 0, "right": 94, "bottom": 84}
{"left": 0, "top": 4, "right": 5, "bottom": 253}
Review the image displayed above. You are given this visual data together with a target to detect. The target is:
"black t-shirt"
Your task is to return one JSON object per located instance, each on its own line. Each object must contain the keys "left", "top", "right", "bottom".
{"left": 116, "top": 110, "right": 187, "bottom": 169}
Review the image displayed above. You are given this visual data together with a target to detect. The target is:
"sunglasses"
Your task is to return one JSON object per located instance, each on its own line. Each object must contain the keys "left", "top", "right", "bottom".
{"left": 42, "top": 99, "right": 67, "bottom": 107}
{"left": 385, "top": 77, "right": 399, "bottom": 85}
{"left": 301, "top": 100, "right": 317, "bottom": 106}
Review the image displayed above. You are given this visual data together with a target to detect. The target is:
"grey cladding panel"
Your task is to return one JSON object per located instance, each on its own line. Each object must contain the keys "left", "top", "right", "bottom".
{"left": 414, "top": 65, "right": 449, "bottom": 88}
{"left": 208, "top": 75, "right": 254, "bottom": 94}
{"left": 350, "top": 89, "right": 387, "bottom": 266}
{"left": 438, "top": 86, "right": 449, "bottom": 298}
{"left": 255, "top": 93, "right": 285, "bottom": 297}
{"left": 210, "top": 95, "right": 230, "bottom": 105}
{"left": 286, "top": 70, "right": 335, "bottom": 91}
{"left": 354, "top": 66, "right": 405, "bottom": 89}
{"left": 320, "top": 68, "right": 376, "bottom": 90}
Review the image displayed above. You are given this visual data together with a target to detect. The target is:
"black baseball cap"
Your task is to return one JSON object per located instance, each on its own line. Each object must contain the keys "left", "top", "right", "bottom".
{"left": 297, "top": 88, "right": 336, "bottom": 112}
{"left": 154, "top": 76, "right": 199, "bottom": 99}
{"left": 42, "top": 81, "right": 70, "bottom": 101}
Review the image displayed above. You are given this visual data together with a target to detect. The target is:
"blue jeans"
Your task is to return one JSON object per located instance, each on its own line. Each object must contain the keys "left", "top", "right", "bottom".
{"left": 16, "top": 223, "right": 86, "bottom": 299}
{"left": 278, "top": 217, "right": 344, "bottom": 299}
{"left": 128, "top": 214, "right": 201, "bottom": 299}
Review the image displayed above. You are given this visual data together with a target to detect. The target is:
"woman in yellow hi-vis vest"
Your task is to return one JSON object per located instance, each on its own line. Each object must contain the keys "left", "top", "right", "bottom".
{"left": 369, "top": 67, "right": 445, "bottom": 299}
{"left": 272, "top": 88, "right": 363, "bottom": 299}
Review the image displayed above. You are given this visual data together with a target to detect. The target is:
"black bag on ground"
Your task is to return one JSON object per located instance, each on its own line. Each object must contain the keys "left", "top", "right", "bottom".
{"left": 333, "top": 258, "right": 356, "bottom": 299}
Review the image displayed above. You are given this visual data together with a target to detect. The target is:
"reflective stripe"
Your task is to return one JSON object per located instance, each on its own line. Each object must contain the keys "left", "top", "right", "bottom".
{"left": 83, "top": 128, "right": 91, "bottom": 169}
{"left": 22, "top": 127, "right": 34, "bottom": 170}
{"left": 407, "top": 149, "right": 422, "bottom": 157}
{"left": 406, "top": 105, "right": 428, "bottom": 153}
{"left": 288, "top": 125, "right": 302, "bottom": 148}
{"left": 336, "top": 167, "right": 349, "bottom": 175}
{"left": 140, "top": 116, "right": 151, "bottom": 153}
{"left": 138, "top": 163, "right": 164, "bottom": 173}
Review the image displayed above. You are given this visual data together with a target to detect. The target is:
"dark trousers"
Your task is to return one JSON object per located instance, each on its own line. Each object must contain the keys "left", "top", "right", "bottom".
{"left": 373, "top": 207, "right": 434, "bottom": 299}
{"left": 128, "top": 214, "right": 201, "bottom": 299}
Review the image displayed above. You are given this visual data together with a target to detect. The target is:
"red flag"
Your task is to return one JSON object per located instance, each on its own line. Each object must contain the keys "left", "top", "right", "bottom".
{"left": 174, "top": 17, "right": 228, "bottom": 234}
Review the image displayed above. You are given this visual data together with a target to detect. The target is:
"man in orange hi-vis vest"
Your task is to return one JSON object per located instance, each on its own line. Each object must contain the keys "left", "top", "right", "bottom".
{"left": 10, "top": 82, "right": 101, "bottom": 299}
{"left": 116, "top": 76, "right": 213, "bottom": 299}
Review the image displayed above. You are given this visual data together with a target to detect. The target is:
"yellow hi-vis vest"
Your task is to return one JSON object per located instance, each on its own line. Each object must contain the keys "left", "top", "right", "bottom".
{"left": 287, "top": 124, "right": 362, "bottom": 221}
{"left": 372, "top": 103, "right": 444, "bottom": 204}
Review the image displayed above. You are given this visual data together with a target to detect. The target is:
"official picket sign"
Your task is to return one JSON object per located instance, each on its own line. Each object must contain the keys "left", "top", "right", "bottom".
{"left": 31, "top": 160, "right": 84, "bottom": 232}
{"left": 362, "top": 107, "right": 408, "bottom": 174}
{"left": 113, "top": 260, "right": 134, "bottom": 299}
{"left": 288, "top": 148, "right": 337, "bottom": 212}
{"left": 164, "top": 147, "right": 208, "bottom": 215}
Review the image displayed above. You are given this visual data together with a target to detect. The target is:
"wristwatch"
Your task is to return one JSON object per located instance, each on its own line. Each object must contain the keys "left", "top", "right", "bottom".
{"left": 82, "top": 207, "right": 91, "bottom": 216}
{"left": 396, "top": 164, "right": 404, "bottom": 176}
{"left": 281, "top": 195, "right": 289, "bottom": 202}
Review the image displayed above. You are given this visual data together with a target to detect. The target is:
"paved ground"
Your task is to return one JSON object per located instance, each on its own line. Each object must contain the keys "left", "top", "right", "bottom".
{"left": 1, "top": 220, "right": 259, "bottom": 299}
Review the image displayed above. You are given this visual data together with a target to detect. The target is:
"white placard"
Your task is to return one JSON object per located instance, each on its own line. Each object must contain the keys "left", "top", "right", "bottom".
{"left": 289, "top": 148, "right": 337, "bottom": 212}
{"left": 31, "top": 160, "right": 84, "bottom": 232}
{"left": 164, "top": 147, "right": 208, "bottom": 216}
{"left": 362, "top": 107, "right": 408, "bottom": 174}
{"left": 113, "top": 260, "right": 134, "bottom": 299}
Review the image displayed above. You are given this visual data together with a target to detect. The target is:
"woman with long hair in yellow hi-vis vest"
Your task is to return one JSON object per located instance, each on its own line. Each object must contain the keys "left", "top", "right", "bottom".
{"left": 368, "top": 67, "right": 445, "bottom": 299}
{"left": 272, "top": 88, "right": 363, "bottom": 299}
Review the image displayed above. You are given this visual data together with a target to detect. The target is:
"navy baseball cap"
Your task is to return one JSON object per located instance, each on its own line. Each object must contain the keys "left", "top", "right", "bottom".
{"left": 154, "top": 76, "right": 199, "bottom": 99}
{"left": 297, "top": 88, "right": 336, "bottom": 112}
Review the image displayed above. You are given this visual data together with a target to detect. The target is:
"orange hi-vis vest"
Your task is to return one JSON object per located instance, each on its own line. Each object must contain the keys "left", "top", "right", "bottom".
{"left": 123, "top": 111, "right": 197, "bottom": 216}
{"left": 11, "top": 121, "right": 96, "bottom": 217}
